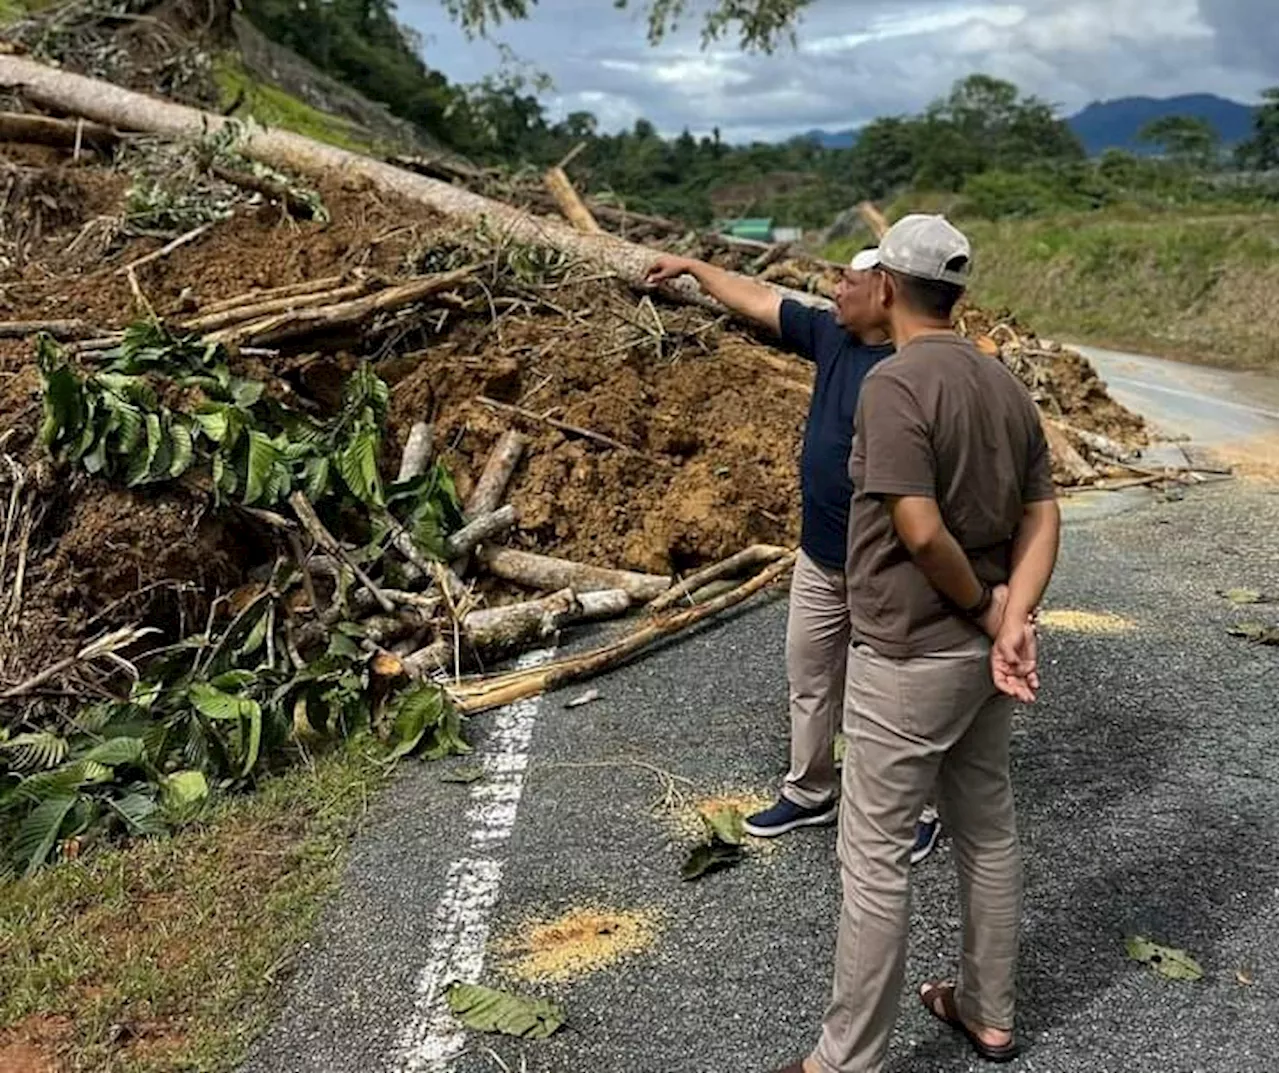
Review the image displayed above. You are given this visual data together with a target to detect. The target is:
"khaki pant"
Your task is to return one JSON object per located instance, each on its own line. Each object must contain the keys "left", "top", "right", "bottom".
{"left": 812, "top": 638, "right": 1021, "bottom": 1073}
{"left": 782, "top": 550, "right": 848, "bottom": 810}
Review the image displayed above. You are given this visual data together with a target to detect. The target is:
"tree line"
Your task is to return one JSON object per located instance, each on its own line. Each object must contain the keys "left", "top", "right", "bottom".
{"left": 240, "top": 0, "right": 1279, "bottom": 228}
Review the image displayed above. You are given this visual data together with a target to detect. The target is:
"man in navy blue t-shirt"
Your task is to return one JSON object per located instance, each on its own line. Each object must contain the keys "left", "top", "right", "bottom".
{"left": 645, "top": 250, "right": 939, "bottom": 860}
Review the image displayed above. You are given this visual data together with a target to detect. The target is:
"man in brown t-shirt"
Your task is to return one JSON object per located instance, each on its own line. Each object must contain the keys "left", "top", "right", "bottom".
{"left": 773, "top": 215, "right": 1061, "bottom": 1073}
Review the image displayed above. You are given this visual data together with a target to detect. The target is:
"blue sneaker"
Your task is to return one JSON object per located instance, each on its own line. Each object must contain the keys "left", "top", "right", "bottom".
{"left": 743, "top": 796, "right": 837, "bottom": 838}
{"left": 910, "top": 807, "right": 941, "bottom": 865}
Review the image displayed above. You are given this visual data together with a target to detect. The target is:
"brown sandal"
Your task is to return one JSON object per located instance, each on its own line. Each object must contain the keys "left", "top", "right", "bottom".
{"left": 919, "top": 980, "right": 1019, "bottom": 1064}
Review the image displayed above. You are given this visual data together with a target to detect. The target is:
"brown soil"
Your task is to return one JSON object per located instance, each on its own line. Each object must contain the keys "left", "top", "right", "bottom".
{"left": 0, "top": 141, "right": 1146, "bottom": 682}
{"left": 0, "top": 1015, "right": 71, "bottom": 1073}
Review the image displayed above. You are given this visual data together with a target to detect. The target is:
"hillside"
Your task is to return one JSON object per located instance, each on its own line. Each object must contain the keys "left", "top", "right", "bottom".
{"left": 800, "top": 92, "right": 1257, "bottom": 156}
{"left": 1068, "top": 93, "right": 1255, "bottom": 154}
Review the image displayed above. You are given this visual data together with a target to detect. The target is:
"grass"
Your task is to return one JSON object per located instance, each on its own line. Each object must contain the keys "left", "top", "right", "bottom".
{"left": 212, "top": 56, "right": 376, "bottom": 155}
{"left": 826, "top": 206, "right": 1279, "bottom": 371}
{"left": 0, "top": 744, "right": 391, "bottom": 1073}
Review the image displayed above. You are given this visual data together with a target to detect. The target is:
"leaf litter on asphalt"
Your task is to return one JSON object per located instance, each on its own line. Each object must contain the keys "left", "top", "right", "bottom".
{"left": 1226, "top": 622, "right": 1279, "bottom": 645}
{"left": 1218, "top": 587, "right": 1266, "bottom": 605}
{"left": 440, "top": 765, "right": 486, "bottom": 783}
{"left": 680, "top": 804, "right": 746, "bottom": 880}
{"left": 1124, "top": 936, "right": 1204, "bottom": 981}
{"left": 445, "top": 981, "right": 565, "bottom": 1038}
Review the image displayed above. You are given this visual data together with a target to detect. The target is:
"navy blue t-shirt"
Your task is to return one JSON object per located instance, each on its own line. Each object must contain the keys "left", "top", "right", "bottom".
{"left": 779, "top": 299, "right": 894, "bottom": 570}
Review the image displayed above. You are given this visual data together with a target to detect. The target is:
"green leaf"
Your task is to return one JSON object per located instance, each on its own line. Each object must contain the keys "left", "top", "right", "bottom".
{"left": 445, "top": 983, "right": 565, "bottom": 1039}
{"left": 210, "top": 669, "right": 258, "bottom": 690}
{"left": 237, "top": 608, "right": 270, "bottom": 659}
{"left": 440, "top": 765, "right": 486, "bottom": 784}
{"left": 195, "top": 409, "right": 229, "bottom": 444}
{"left": 109, "top": 400, "right": 145, "bottom": 455}
{"left": 1219, "top": 587, "right": 1264, "bottom": 605}
{"left": 1125, "top": 936, "right": 1204, "bottom": 981}
{"left": 1227, "top": 622, "right": 1280, "bottom": 645}
{"left": 326, "top": 632, "right": 361, "bottom": 660}
{"left": 39, "top": 359, "right": 84, "bottom": 449}
{"left": 385, "top": 682, "right": 446, "bottom": 761}
{"left": 80, "top": 737, "right": 145, "bottom": 768}
{"left": 244, "top": 430, "right": 282, "bottom": 505}
{"left": 161, "top": 770, "right": 209, "bottom": 811}
{"left": 239, "top": 704, "right": 262, "bottom": 777}
{"left": 231, "top": 378, "right": 265, "bottom": 409}
{"left": 13, "top": 794, "right": 77, "bottom": 877}
{"left": 336, "top": 430, "right": 383, "bottom": 507}
{"left": 108, "top": 791, "right": 166, "bottom": 836}
{"left": 302, "top": 455, "right": 331, "bottom": 502}
{"left": 700, "top": 806, "right": 745, "bottom": 846}
{"left": 168, "top": 420, "right": 194, "bottom": 478}
{"left": 680, "top": 836, "right": 743, "bottom": 882}
{"left": 0, "top": 732, "right": 68, "bottom": 771}
{"left": 188, "top": 683, "right": 255, "bottom": 721}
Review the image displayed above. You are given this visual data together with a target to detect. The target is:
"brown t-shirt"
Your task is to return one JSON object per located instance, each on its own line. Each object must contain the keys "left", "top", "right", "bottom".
{"left": 845, "top": 333, "right": 1056, "bottom": 658}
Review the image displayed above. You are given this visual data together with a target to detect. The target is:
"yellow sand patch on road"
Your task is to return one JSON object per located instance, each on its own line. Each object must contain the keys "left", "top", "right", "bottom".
{"left": 496, "top": 905, "right": 659, "bottom": 983}
{"left": 1038, "top": 609, "right": 1134, "bottom": 633}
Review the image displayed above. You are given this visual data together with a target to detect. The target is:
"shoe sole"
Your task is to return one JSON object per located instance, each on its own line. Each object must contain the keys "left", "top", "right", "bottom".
{"left": 743, "top": 808, "right": 838, "bottom": 838}
{"left": 909, "top": 825, "right": 942, "bottom": 865}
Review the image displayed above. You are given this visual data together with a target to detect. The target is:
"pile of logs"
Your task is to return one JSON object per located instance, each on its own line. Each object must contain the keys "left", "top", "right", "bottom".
{"left": 280, "top": 413, "right": 797, "bottom": 713}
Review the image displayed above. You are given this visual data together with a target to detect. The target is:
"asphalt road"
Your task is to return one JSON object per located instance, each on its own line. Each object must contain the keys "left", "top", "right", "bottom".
{"left": 242, "top": 477, "right": 1279, "bottom": 1073}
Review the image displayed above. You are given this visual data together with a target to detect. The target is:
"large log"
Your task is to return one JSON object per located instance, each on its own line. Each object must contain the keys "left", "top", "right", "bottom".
{"left": 477, "top": 546, "right": 671, "bottom": 601}
{"left": 0, "top": 56, "right": 825, "bottom": 316}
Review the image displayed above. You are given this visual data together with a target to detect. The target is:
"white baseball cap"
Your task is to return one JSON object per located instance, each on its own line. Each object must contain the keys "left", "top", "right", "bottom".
{"left": 848, "top": 247, "right": 881, "bottom": 271}
{"left": 875, "top": 213, "right": 971, "bottom": 286}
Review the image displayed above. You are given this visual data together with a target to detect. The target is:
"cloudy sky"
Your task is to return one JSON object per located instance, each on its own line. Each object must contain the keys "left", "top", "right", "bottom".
{"left": 396, "top": 0, "right": 1278, "bottom": 142}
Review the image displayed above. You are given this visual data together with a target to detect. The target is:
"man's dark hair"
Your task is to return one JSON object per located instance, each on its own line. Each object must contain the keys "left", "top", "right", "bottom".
{"left": 885, "top": 264, "right": 966, "bottom": 320}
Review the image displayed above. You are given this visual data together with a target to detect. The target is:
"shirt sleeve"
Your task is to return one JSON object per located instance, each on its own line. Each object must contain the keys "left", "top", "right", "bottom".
{"left": 1022, "top": 420, "right": 1057, "bottom": 503}
{"left": 778, "top": 299, "right": 837, "bottom": 363}
{"left": 859, "top": 372, "right": 937, "bottom": 498}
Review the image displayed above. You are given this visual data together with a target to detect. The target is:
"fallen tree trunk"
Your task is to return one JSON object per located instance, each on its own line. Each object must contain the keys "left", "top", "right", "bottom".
{"left": 0, "top": 110, "right": 117, "bottom": 152}
{"left": 1041, "top": 415, "right": 1098, "bottom": 486}
{"left": 465, "top": 430, "right": 526, "bottom": 518}
{"left": 0, "top": 56, "right": 825, "bottom": 315}
{"left": 477, "top": 546, "right": 671, "bottom": 601}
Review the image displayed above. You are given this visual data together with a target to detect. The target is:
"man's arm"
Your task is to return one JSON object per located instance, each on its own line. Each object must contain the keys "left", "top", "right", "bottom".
{"left": 887, "top": 497, "right": 999, "bottom": 632}
{"left": 645, "top": 255, "right": 782, "bottom": 335}
{"left": 1003, "top": 499, "right": 1060, "bottom": 624}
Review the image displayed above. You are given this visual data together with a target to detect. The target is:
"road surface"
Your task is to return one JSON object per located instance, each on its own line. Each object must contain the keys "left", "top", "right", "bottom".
{"left": 242, "top": 347, "right": 1278, "bottom": 1073}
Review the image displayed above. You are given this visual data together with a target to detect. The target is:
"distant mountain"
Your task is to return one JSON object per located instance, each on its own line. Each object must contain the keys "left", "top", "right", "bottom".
{"left": 1065, "top": 94, "right": 1255, "bottom": 154}
{"left": 799, "top": 128, "right": 858, "bottom": 149}
{"left": 797, "top": 94, "right": 1258, "bottom": 156}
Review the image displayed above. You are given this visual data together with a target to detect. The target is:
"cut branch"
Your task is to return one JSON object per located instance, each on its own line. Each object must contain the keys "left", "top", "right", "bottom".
{"left": 476, "top": 396, "right": 643, "bottom": 455}
{"left": 544, "top": 165, "right": 602, "bottom": 233}
{"left": 288, "top": 491, "right": 394, "bottom": 613}
{"left": 196, "top": 275, "right": 346, "bottom": 317}
{"left": 205, "top": 267, "right": 478, "bottom": 347}
{"left": 445, "top": 505, "right": 517, "bottom": 560}
{"left": 0, "top": 319, "right": 96, "bottom": 340}
{"left": 648, "top": 543, "right": 791, "bottom": 613}
{"left": 182, "top": 277, "right": 375, "bottom": 333}
{"left": 465, "top": 429, "right": 526, "bottom": 518}
{"left": 396, "top": 421, "right": 434, "bottom": 482}
{"left": 0, "top": 110, "right": 117, "bottom": 151}
{"left": 117, "top": 222, "right": 214, "bottom": 276}
{"left": 477, "top": 546, "right": 671, "bottom": 601}
{"left": 446, "top": 554, "right": 794, "bottom": 712}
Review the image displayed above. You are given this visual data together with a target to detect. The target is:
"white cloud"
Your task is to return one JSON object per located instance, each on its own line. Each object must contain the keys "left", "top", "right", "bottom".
{"left": 396, "top": 0, "right": 1278, "bottom": 140}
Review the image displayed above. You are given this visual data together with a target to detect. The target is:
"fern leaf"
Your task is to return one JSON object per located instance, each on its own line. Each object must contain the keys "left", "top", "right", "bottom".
{"left": 0, "top": 732, "right": 68, "bottom": 772}
{"left": 336, "top": 430, "right": 383, "bottom": 507}
{"left": 13, "top": 794, "right": 77, "bottom": 877}
{"left": 244, "top": 430, "right": 281, "bottom": 505}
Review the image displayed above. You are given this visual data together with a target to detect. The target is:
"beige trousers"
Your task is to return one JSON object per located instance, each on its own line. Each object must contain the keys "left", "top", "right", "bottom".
{"left": 782, "top": 550, "right": 848, "bottom": 810}
{"left": 812, "top": 637, "right": 1021, "bottom": 1073}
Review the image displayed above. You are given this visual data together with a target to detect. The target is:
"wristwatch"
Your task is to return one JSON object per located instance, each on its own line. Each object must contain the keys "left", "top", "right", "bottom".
{"left": 961, "top": 582, "right": 993, "bottom": 620}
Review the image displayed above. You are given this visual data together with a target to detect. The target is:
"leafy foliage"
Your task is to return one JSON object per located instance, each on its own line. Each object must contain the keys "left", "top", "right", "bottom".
{"left": 10, "top": 322, "right": 469, "bottom": 876}
{"left": 445, "top": 981, "right": 566, "bottom": 1038}
{"left": 37, "top": 324, "right": 388, "bottom": 509}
